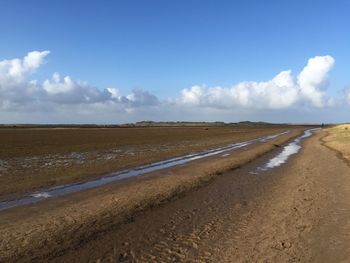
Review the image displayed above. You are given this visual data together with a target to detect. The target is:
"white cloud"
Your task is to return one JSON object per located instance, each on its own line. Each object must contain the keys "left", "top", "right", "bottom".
{"left": 125, "top": 89, "right": 159, "bottom": 107}
{"left": 23, "top": 51, "right": 51, "bottom": 73}
{"left": 0, "top": 51, "right": 159, "bottom": 111}
{"left": 180, "top": 55, "right": 335, "bottom": 110}
{"left": 181, "top": 70, "right": 299, "bottom": 109}
{"left": 107, "top": 87, "right": 120, "bottom": 99}
{"left": 297, "top": 55, "right": 335, "bottom": 107}
{"left": 0, "top": 51, "right": 347, "bottom": 124}
{"left": 0, "top": 50, "right": 49, "bottom": 82}
{"left": 0, "top": 51, "right": 50, "bottom": 109}
{"left": 43, "top": 73, "right": 111, "bottom": 104}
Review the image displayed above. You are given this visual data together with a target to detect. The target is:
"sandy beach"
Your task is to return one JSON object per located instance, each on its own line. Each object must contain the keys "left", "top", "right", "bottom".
{"left": 1, "top": 127, "right": 350, "bottom": 262}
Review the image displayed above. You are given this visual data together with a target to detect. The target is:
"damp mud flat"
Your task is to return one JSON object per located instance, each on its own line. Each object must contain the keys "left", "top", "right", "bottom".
{"left": 0, "top": 125, "right": 293, "bottom": 200}
{"left": 100, "top": 127, "right": 350, "bottom": 263}
{"left": 0, "top": 127, "right": 309, "bottom": 262}
{"left": 2, "top": 126, "right": 346, "bottom": 263}
{"left": 0, "top": 130, "right": 292, "bottom": 211}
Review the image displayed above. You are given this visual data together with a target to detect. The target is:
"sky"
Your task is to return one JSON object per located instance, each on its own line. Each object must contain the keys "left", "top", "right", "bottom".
{"left": 0, "top": 0, "right": 349, "bottom": 124}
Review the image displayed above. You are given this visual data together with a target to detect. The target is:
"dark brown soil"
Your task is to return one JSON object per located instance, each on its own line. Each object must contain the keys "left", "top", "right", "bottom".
{"left": 0, "top": 129, "right": 303, "bottom": 262}
{"left": 0, "top": 126, "right": 291, "bottom": 199}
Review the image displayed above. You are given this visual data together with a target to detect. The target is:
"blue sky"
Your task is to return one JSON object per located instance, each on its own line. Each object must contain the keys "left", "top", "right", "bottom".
{"left": 0, "top": 0, "right": 349, "bottom": 123}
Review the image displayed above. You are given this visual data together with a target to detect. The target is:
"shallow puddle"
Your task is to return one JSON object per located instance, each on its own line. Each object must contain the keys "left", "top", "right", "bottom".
{"left": 252, "top": 128, "right": 320, "bottom": 173}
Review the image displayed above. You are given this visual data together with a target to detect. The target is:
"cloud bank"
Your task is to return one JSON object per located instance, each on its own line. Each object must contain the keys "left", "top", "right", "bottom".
{"left": 0, "top": 51, "right": 348, "bottom": 123}
{"left": 0, "top": 51, "right": 159, "bottom": 112}
{"left": 180, "top": 56, "right": 335, "bottom": 109}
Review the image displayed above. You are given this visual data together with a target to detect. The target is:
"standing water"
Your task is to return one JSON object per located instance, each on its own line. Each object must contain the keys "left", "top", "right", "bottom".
{"left": 251, "top": 128, "right": 320, "bottom": 173}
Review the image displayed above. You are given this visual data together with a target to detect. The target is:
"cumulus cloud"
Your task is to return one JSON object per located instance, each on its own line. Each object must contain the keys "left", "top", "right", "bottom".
{"left": 41, "top": 73, "right": 160, "bottom": 106}
{"left": 0, "top": 51, "right": 50, "bottom": 108}
{"left": 0, "top": 51, "right": 346, "bottom": 124}
{"left": 0, "top": 51, "right": 159, "bottom": 111}
{"left": 43, "top": 73, "right": 112, "bottom": 104}
{"left": 297, "top": 55, "right": 335, "bottom": 107}
{"left": 105, "top": 88, "right": 159, "bottom": 107}
{"left": 181, "top": 70, "right": 298, "bottom": 109}
{"left": 0, "top": 50, "right": 49, "bottom": 82}
{"left": 125, "top": 89, "right": 159, "bottom": 107}
{"left": 180, "top": 55, "right": 335, "bottom": 109}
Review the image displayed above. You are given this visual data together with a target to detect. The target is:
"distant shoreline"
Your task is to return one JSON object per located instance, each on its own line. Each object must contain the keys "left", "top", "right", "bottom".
{"left": 0, "top": 121, "right": 325, "bottom": 129}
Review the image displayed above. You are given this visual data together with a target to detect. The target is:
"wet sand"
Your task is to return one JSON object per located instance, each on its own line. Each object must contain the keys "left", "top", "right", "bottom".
{"left": 2, "top": 128, "right": 350, "bottom": 262}
{"left": 49, "top": 130, "right": 350, "bottom": 262}
{"left": 0, "top": 130, "right": 290, "bottom": 211}
{"left": 0, "top": 126, "right": 289, "bottom": 200}
{"left": 0, "top": 130, "right": 302, "bottom": 262}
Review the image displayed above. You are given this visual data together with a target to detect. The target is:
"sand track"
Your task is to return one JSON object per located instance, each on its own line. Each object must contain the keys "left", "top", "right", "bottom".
{"left": 0, "top": 130, "right": 302, "bottom": 262}
{"left": 2, "top": 128, "right": 350, "bottom": 262}
{"left": 48, "top": 130, "right": 350, "bottom": 262}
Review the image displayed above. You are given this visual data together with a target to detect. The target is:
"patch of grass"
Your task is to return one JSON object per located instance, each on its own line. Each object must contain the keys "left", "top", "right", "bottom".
{"left": 327, "top": 124, "right": 350, "bottom": 143}
{"left": 324, "top": 124, "right": 350, "bottom": 167}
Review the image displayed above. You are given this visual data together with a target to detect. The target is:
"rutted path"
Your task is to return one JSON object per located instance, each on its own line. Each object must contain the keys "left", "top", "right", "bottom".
{"left": 51, "top": 129, "right": 350, "bottom": 262}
